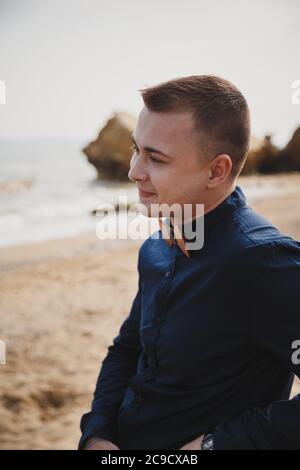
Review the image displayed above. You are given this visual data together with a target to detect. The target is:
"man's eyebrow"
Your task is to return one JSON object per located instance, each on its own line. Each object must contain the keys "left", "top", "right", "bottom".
{"left": 131, "top": 134, "right": 173, "bottom": 159}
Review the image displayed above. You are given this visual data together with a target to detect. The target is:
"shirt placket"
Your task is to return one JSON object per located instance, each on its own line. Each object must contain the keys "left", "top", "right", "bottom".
{"left": 120, "top": 240, "right": 179, "bottom": 448}
{"left": 143, "top": 244, "right": 178, "bottom": 381}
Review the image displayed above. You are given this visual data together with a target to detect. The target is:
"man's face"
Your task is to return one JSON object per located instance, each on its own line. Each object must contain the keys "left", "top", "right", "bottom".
{"left": 128, "top": 106, "right": 210, "bottom": 220}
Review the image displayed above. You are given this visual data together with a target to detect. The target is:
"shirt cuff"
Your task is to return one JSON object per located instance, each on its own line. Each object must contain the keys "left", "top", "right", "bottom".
{"left": 78, "top": 412, "right": 116, "bottom": 450}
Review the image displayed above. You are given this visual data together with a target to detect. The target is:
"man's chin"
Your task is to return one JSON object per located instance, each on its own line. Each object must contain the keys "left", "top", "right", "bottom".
{"left": 135, "top": 199, "right": 164, "bottom": 218}
{"left": 135, "top": 197, "right": 179, "bottom": 219}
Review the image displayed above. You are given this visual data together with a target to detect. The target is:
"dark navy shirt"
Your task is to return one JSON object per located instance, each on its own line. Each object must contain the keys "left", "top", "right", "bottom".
{"left": 79, "top": 185, "right": 300, "bottom": 450}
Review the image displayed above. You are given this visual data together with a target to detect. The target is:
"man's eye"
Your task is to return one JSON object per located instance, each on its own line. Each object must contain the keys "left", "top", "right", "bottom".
{"left": 149, "top": 156, "right": 163, "bottom": 163}
{"left": 131, "top": 144, "right": 162, "bottom": 163}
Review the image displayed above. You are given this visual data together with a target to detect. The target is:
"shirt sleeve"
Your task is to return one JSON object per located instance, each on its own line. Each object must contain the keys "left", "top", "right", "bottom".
{"left": 78, "top": 251, "right": 143, "bottom": 450}
{"left": 213, "top": 238, "right": 300, "bottom": 449}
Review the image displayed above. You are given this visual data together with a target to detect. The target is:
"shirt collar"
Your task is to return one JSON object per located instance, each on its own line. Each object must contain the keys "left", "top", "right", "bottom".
{"left": 158, "top": 185, "right": 247, "bottom": 257}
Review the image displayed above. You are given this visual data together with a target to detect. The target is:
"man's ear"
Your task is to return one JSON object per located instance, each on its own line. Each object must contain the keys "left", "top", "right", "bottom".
{"left": 207, "top": 154, "right": 232, "bottom": 187}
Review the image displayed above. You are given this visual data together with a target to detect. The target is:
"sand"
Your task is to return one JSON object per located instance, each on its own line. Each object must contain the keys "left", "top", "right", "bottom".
{"left": 0, "top": 173, "right": 300, "bottom": 450}
{"left": 0, "top": 237, "right": 142, "bottom": 449}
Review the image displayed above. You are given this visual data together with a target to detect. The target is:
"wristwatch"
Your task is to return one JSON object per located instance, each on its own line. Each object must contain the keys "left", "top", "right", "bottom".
{"left": 201, "top": 432, "right": 214, "bottom": 450}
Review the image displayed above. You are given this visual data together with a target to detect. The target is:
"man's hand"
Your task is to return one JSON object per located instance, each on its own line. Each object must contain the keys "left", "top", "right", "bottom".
{"left": 179, "top": 434, "right": 204, "bottom": 450}
{"left": 84, "top": 437, "right": 120, "bottom": 450}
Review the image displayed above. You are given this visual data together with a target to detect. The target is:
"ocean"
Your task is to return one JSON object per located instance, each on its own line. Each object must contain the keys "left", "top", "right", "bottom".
{"left": 0, "top": 139, "right": 141, "bottom": 248}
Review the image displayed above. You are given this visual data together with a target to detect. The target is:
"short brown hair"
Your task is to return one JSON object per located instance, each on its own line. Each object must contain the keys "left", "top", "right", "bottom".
{"left": 139, "top": 75, "right": 251, "bottom": 179}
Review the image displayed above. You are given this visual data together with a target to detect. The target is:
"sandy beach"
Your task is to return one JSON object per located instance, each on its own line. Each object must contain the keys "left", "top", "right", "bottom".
{"left": 1, "top": 174, "right": 300, "bottom": 450}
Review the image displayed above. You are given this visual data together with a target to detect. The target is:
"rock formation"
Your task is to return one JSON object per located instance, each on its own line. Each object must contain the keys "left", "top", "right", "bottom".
{"left": 83, "top": 112, "right": 137, "bottom": 181}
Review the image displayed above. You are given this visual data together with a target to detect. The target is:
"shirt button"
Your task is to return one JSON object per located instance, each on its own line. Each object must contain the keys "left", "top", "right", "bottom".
{"left": 144, "top": 368, "right": 157, "bottom": 381}
{"left": 148, "top": 357, "right": 155, "bottom": 367}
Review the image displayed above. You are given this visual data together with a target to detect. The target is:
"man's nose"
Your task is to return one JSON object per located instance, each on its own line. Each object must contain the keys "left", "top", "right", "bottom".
{"left": 128, "top": 154, "right": 148, "bottom": 182}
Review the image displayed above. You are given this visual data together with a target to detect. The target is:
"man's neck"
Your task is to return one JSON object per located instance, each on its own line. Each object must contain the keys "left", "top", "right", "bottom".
{"left": 170, "top": 183, "right": 236, "bottom": 228}
{"left": 203, "top": 183, "right": 236, "bottom": 216}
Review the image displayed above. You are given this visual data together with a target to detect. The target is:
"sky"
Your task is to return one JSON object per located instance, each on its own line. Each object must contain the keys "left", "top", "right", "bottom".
{"left": 0, "top": 0, "right": 299, "bottom": 147}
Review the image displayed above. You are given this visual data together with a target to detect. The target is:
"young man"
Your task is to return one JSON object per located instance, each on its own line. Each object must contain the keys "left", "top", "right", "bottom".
{"left": 78, "top": 75, "right": 300, "bottom": 450}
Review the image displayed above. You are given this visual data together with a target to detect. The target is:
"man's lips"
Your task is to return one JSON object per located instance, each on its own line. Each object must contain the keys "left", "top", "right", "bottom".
{"left": 138, "top": 189, "right": 156, "bottom": 197}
